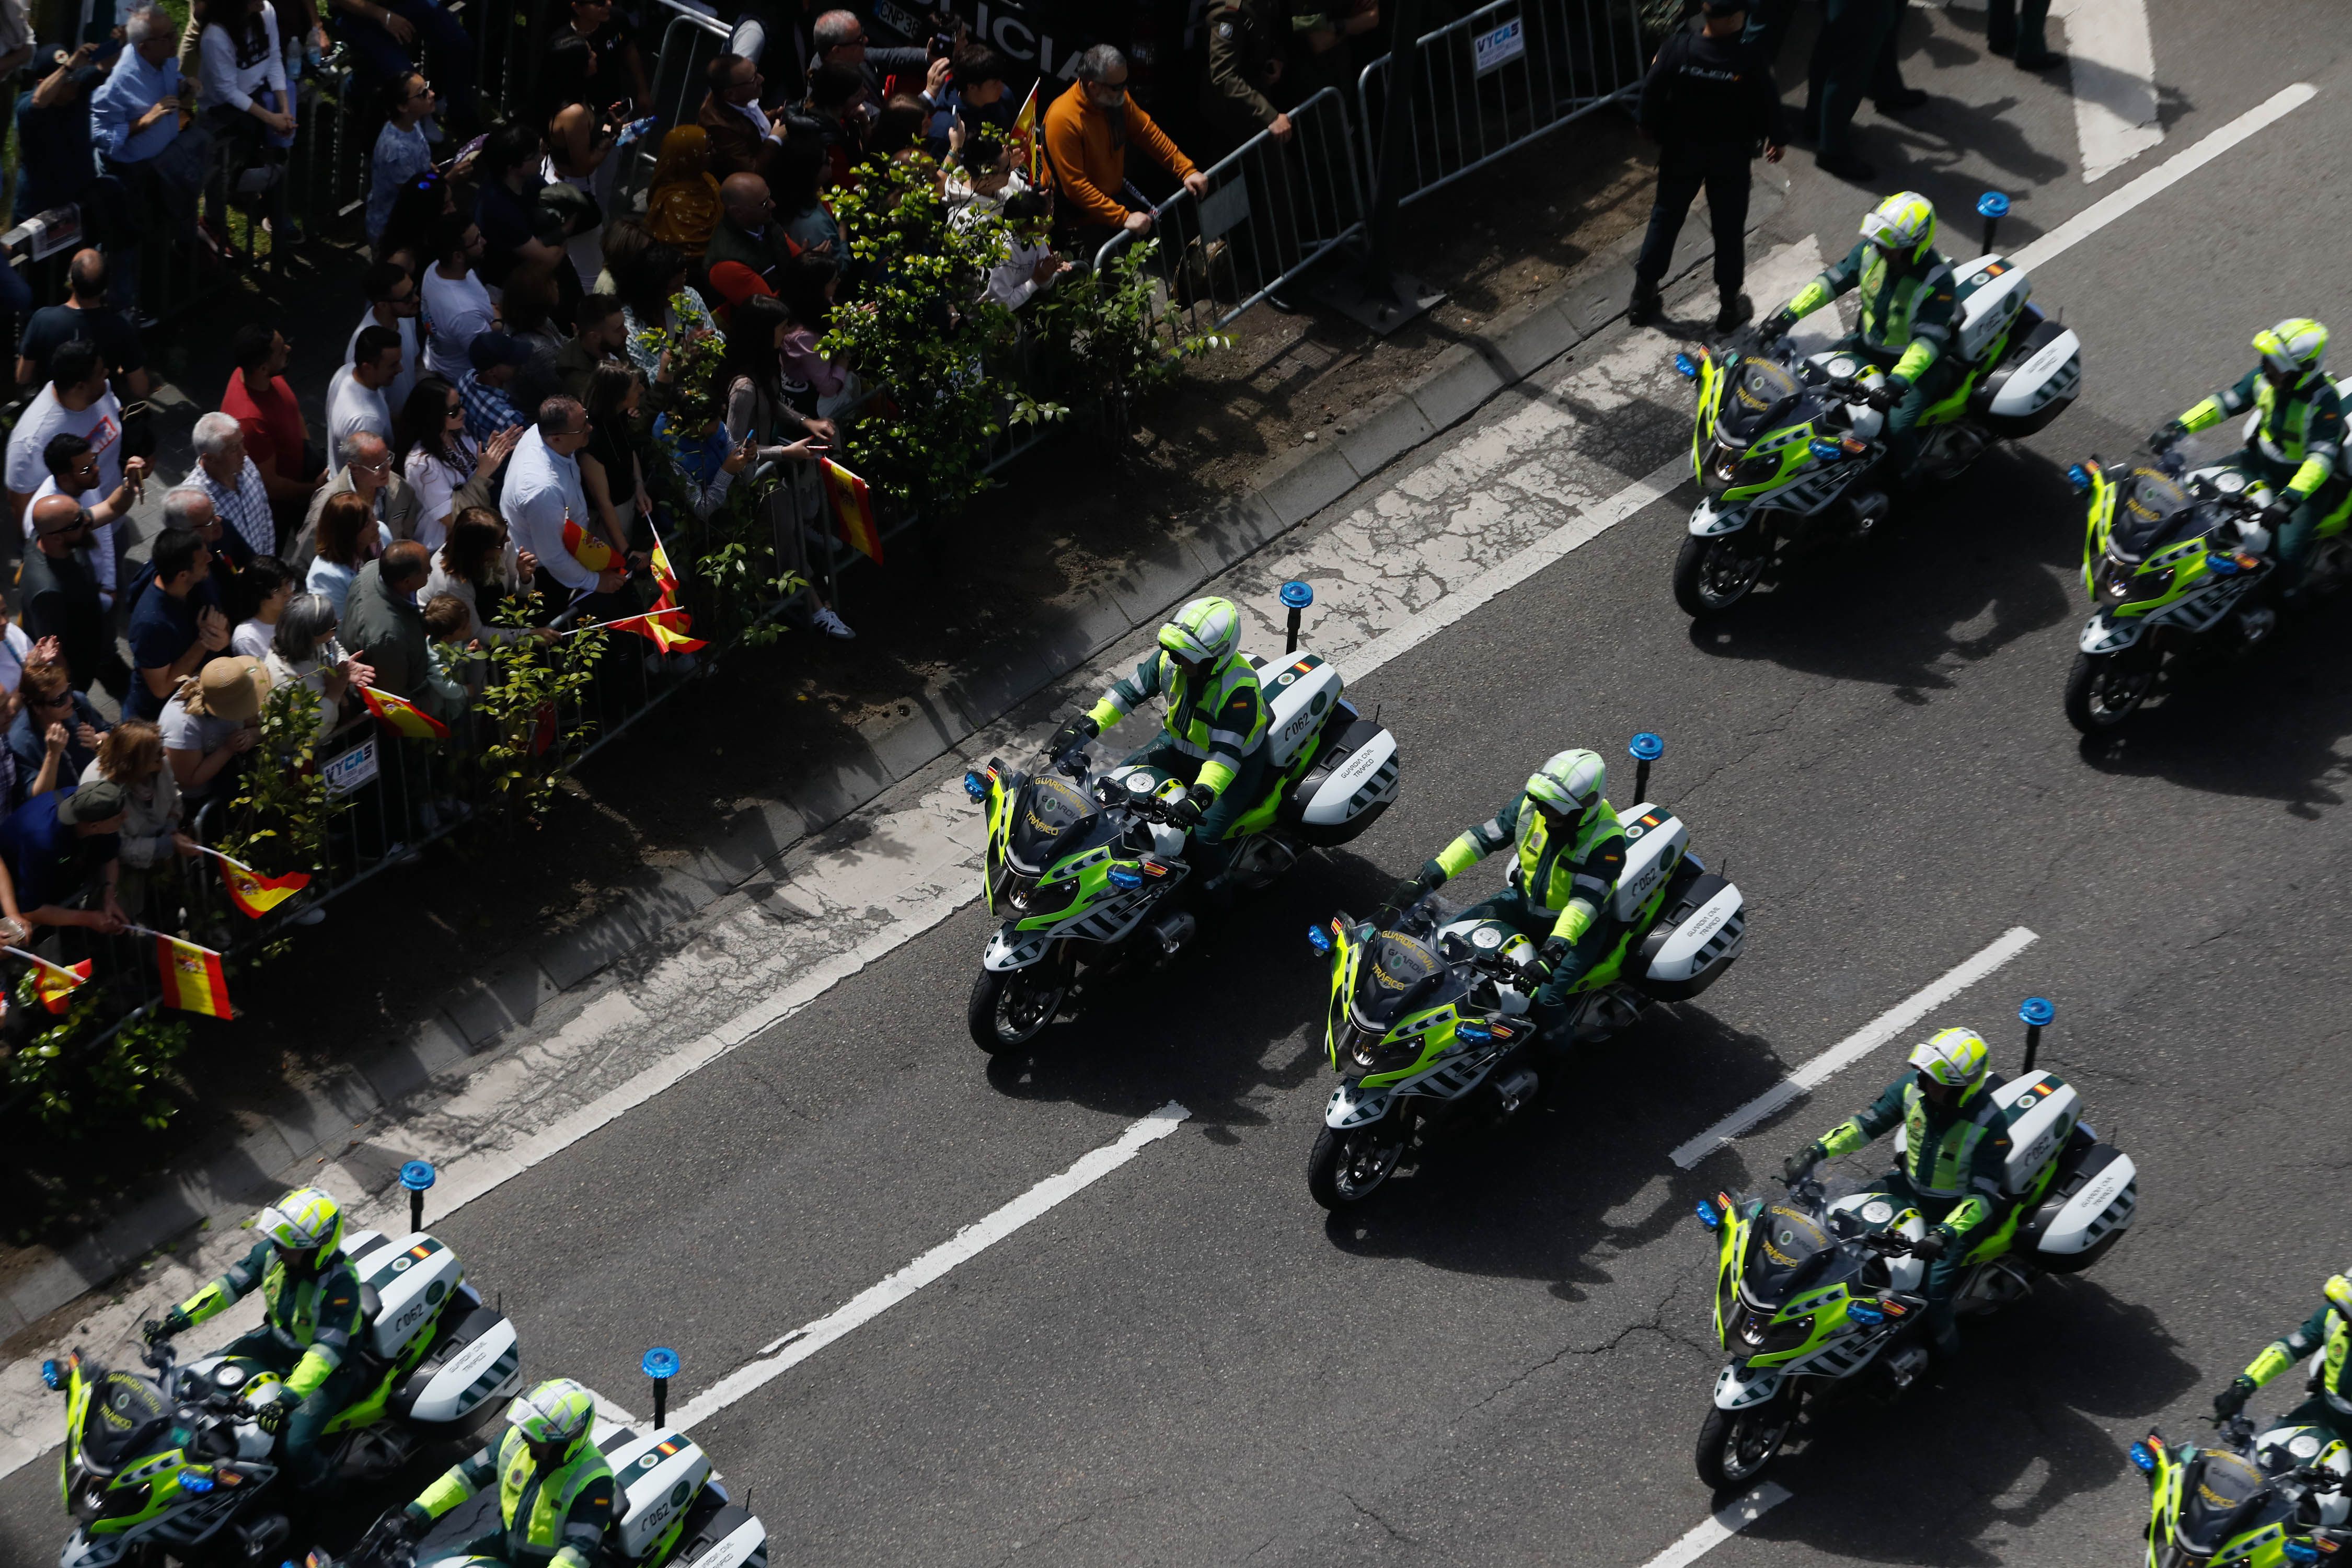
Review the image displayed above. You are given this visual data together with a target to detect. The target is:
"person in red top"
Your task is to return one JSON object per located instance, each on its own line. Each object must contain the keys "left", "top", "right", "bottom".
{"left": 217, "top": 322, "right": 323, "bottom": 543}
{"left": 1043, "top": 44, "right": 1207, "bottom": 256}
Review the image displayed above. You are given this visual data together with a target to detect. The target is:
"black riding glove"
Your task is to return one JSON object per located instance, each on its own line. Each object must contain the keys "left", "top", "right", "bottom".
{"left": 1375, "top": 866, "right": 1442, "bottom": 928}
{"left": 1168, "top": 784, "right": 1211, "bottom": 831}
{"left": 1866, "top": 379, "right": 1906, "bottom": 412}
{"left": 142, "top": 1308, "right": 191, "bottom": 1345}
{"left": 1759, "top": 309, "right": 1797, "bottom": 341}
{"left": 2259, "top": 499, "right": 2293, "bottom": 533}
{"left": 1045, "top": 716, "right": 1098, "bottom": 759}
{"left": 2213, "top": 1376, "right": 2257, "bottom": 1420}
{"left": 1909, "top": 1229, "right": 1949, "bottom": 1261}
{"left": 1780, "top": 1147, "right": 1819, "bottom": 1185}
{"left": 2149, "top": 420, "right": 2188, "bottom": 453}
{"left": 250, "top": 1397, "right": 291, "bottom": 1436}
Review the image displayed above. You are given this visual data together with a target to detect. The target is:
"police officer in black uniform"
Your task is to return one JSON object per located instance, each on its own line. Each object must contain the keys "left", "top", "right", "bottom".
{"left": 1629, "top": 0, "right": 1784, "bottom": 334}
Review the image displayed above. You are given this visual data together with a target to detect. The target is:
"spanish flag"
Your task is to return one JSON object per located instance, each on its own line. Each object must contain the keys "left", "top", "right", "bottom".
{"left": 821, "top": 458, "right": 883, "bottom": 564}
{"left": 155, "top": 933, "right": 232, "bottom": 1019}
{"left": 608, "top": 605, "right": 708, "bottom": 655}
{"left": 1012, "top": 79, "right": 1046, "bottom": 188}
{"left": 647, "top": 520, "right": 682, "bottom": 602}
{"left": 206, "top": 849, "right": 310, "bottom": 919}
{"left": 562, "top": 516, "right": 623, "bottom": 578}
{"left": 8, "top": 947, "right": 91, "bottom": 1013}
{"left": 361, "top": 686, "right": 452, "bottom": 741}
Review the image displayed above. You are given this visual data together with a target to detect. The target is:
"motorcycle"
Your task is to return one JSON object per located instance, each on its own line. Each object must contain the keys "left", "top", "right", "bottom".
{"left": 963, "top": 583, "right": 1402, "bottom": 1052}
{"left": 1669, "top": 234, "right": 2082, "bottom": 616}
{"left": 2127, "top": 1413, "right": 2349, "bottom": 1568}
{"left": 2062, "top": 441, "right": 2352, "bottom": 734}
{"left": 1305, "top": 734, "right": 1746, "bottom": 1209}
{"left": 48, "top": 1208, "right": 522, "bottom": 1568}
{"left": 1689, "top": 1000, "right": 2139, "bottom": 1490}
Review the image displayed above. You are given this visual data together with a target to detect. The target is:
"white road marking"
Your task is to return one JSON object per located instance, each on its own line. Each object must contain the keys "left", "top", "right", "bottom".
{"left": 2053, "top": 0, "right": 2162, "bottom": 182}
{"left": 668, "top": 1102, "right": 1191, "bottom": 1429}
{"left": 1669, "top": 927, "right": 2039, "bottom": 1168}
{"left": 2015, "top": 83, "right": 2317, "bottom": 270}
{"left": 1640, "top": 1484, "right": 1793, "bottom": 1568}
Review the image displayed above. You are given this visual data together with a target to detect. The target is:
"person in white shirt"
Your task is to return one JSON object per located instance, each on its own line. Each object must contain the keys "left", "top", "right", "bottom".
{"left": 501, "top": 398, "right": 626, "bottom": 612}
{"left": 27, "top": 433, "right": 146, "bottom": 611}
{"left": 394, "top": 372, "right": 519, "bottom": 552}
{"left": 346, "top": 260, "right": 424, "bottom": 415}
{"left": 326, "top": 327, "right": 403, "bottom": 473}
{"left": 982, "top": 188, "right": 1070, "bottom": 313}
{"left": 197, "top": 0, "right": 294, "bottom": 237}
{"left": 229, "top": 555, "right": 294, "bottom": 660}
{"left": 419, "top": 211, "right": 495, "bottom": 380}
{"left": 5, "top": 341, "right": 123, "bottom": 539}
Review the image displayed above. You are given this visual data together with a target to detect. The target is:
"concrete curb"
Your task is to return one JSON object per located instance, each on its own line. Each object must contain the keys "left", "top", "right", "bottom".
{"left": 3, "top": 180, "right": 1791, "bottom": 1339}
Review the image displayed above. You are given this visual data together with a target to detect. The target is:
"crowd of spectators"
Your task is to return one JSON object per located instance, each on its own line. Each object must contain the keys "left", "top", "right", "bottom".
{"left": 0, "top": 0, "right": 1288, "bottom": 950}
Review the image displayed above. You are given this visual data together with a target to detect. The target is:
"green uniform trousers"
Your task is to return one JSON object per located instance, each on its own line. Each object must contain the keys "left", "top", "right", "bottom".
{"left": 1838, "top": 333, "right": 1963, "bottom": 478}
{"left": 1124, "top": 737, "right": 1272, "bottom": 883}
{"left": 219, "top": 1328, "right": 371, "bottom": 1490}
{"left": 2223, "top": 447, "right": 2347, "bottom": 587}
{"left": 1877, "top": 1173, "right": 2008, "bottom": 1345}
{"left": 1454, "top": 890, "right": 1622, "bottom": 1017}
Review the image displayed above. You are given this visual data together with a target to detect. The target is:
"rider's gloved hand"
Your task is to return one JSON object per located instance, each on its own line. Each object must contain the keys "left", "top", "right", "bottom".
{"left": 1909, "top": 1229, "right": 1949, "bottom": 1261}
{"left": 1167, "top": 783, "right": 1212, "bottom": 831}
{"left": 2213, "top": 1376, "right": 2257, "bottom": 1420}
{"left": 359, "top": 1505, "right": 428, "bottom": 1566}
{"left": 1758, "top": 309, "right": 1797, "bottom": 342}
{"left": 249, "top": 1396, "right": 291, "bottom": 1435}
{"left": 2261, "top": 499, "right": 2293, "bottom": 532}
{"left": 1375, "top": 868, "right": 1438, "bottom": 929}
{"left": 1866, "top": 378, "right": 1907, "bottom": 412}
{"left": 1779, "top": 1148, "right": 1819, "bottom": 1185}
{"left": 142, "top": 1308, "right": 191, "bottom": 1345}
{"left": 2149, "top": 419, "right": 2188, "bottom": 453}
{"left": 1045, "top": 716, "right": 1098, "bottom": 760}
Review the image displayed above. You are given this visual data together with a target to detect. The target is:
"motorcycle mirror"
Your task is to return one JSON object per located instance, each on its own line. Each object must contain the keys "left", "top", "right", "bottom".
{"left": 1306, "top": 924, "right": 1333, "bottom": 956}
{"left": 40, "top": 1358, "right": 61, "bottom": 1390}
{"left": 2067, "top": 464, "right": 2093, "bottom": 495}
{"left": 963, "top": 770, "right": 989, "bottom": 802}
{"left": 1673, "top": 352, "right": 1700, "bottom": 381}
{"left": 1694, "top": 1200, "right": 1720, "bottom": 1230}
{"left": 2129, "top": 1442, "right": 2159, "bottom": 1475}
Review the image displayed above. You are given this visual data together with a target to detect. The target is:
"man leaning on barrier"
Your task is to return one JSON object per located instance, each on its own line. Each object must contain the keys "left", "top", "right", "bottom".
{"left": 1043, "top": 43, "right": 1207, "bottom": 257}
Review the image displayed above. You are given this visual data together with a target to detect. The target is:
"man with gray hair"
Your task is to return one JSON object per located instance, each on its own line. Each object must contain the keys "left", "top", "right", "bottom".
{"left": 158, "top": 486, "right": 241, "bottom": 603}
{"left": 809, "top": 8, "right": 927, "bottom": 104}
{"left": 289, "top": 431, "right": 420, "bottom": 574}
{"left": 90, "top": 4, "right": 206, "bottom": 297}
{"left": 1044, "top": 43, "right": 1206, "bottom": 250}
{"left": 189, "top": 411, "right": 277, "bottom": 559}
{"left": 503, "top": 396, "right": 626, "bottom": 611}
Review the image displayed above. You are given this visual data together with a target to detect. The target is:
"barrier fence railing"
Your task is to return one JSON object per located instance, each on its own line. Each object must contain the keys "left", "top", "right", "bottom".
{"left": 1356, "top": 0, "right": 1648, "bottom": 210}
{"left": 1091, "top": 84, "right": 1368, "bottom": 353}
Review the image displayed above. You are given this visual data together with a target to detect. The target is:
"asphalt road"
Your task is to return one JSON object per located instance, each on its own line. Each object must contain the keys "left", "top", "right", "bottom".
{"left": 9, "top": 2, "right": 2352, "bottom": 1564}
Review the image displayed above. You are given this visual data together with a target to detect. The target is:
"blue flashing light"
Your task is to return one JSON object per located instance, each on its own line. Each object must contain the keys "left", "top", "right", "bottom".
{"left": 398, "top": 1160, "right": 436, "bottom": 1193}
{"left": 1306, "top": 925, "right": 1333, "bottom": 956}
{"left": 642, "top": 1347, "right": 680, "bottom": 1380}
{"left": 2285, "top": 1541, "right": 2322, "bottom": 1566}
{"left": 1812, "top": 438, "right": 1846, "bottom": 462}
{"left": 2019, "top": 997, "right": 2056, "bottom": 1028}
{"left": 1108, "top": 865, "right": 1144, "bottom": 891}
{"left": 1847, "top": 1304, "right": 1886, "bottom": 1326}
{"left": 1695, "top": 1201, "right": 1720, "bottom": 1231}
{"left": 1279, "top": 580, "right": 1315, "bottom": 610}
{"left": 1977, "top": 190, "right": 2011, "bottom": 220}
{"left": 1456, "top": 1020, "right": 1494, "bottom": 1043}
{"left": 41, "top": 1359, "right": 62, "bottom": 1390}
{"left": 2208, "top": 554, "right": 2243, "bottom": 576}
{"left": 1673, "top": 352, "right": 1699, "bottom": 380}
{"left": 179, "top": 1471, "right": 216, "bottom": 1494}
{"left": 2067, "top": 463, "right": 2092, "bottom": 494}
{"left": 1628, "top": 732, "right": 1665, "bottom": 763}
{"left": 963, "top": 770, "right": 989, "bottom": 802}
{"left": 2128, "top": 1442, "right": 2158, "bottom": 1475}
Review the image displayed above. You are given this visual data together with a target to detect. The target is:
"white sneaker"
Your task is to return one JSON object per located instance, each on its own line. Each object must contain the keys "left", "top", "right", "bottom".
{"left": 811, "top": 607, "right": 856, "bottom": 640}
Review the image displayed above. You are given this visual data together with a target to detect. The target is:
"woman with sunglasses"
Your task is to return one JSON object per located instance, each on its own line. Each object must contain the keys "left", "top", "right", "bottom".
{"left": 395, "top": 375, "right": 517, "bottom": 552}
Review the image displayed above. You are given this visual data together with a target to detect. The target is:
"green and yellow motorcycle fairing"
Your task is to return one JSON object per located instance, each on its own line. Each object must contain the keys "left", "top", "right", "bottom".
{"left": 2128, "top": 1417, "right": 2351, "bottom": 1568}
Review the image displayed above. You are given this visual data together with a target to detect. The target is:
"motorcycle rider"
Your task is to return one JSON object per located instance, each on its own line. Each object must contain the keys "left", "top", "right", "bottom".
{"left": 1781, "top": 1028, "right": 2012, "bottom": 1358}
{"left": 1759, "top": 191, "right": 1959, "bottom": 490}
{"left": 1376, "top": 748, "right": 1628, "bottom": 1029}
{"left": 1045, "top": 595, "right": 1269, "bottom": 886}
{"left": 357, "top": 1378, "right": 617, "bottom": 1568}
{"left": 142, "top": 1186, "right": 364, "bottom": 1489}
{"left": 2151, "top": 317, "right": 2346, "bottom": 608}
{"left": 2211, "top": 1271, "right": 2352, "bottom": 1442}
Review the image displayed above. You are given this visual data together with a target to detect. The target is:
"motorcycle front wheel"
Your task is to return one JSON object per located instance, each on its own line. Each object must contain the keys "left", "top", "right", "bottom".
{"left": 1674, "top": 531, "right": 1768, "bottom": 616}
{"left": 967, "top": 962, "right": 1069, "bottom": 1052}
{"left": 1694, "top": 1391, "right": 1795, "bottom": 1491}
{"left": 2063, "top": 650, "right": 2158, "bottom": 734}
{"left": 1307, "top": 1123, "right": 1409, "bottom": 1209}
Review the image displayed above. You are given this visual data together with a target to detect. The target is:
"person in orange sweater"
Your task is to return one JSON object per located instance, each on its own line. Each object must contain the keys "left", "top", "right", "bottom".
{"left": 1043, "top": 44, "right": 1209, "bottom": 254}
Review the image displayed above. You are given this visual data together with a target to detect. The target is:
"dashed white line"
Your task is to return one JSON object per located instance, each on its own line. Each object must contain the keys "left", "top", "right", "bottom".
{"left": 1641, "top": 1484, "right": 1793, "bottom": 1568}
{"left": 1670, "top": 927, "right": 2039, "bottom": 1169}
{"left": 670, "top": 1102, "right": 1192, "bottom": 1431}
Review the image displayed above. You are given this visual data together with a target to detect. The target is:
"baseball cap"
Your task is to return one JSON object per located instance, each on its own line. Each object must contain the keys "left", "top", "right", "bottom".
{"left": 56, "top": 779, "right": 128, "bottom": 825}
{"left": 468, "top": 331, "right": 529, "bottom": 372}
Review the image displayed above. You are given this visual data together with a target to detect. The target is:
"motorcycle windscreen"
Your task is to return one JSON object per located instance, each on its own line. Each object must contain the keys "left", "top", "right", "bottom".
{"left": 1739, "top": 1202, "right": 1845, "bottom": 1307}
{"left": 2108, "top": 468, "right": 2198, "bottom": 562}
{"left": 80, "top": 1370, "right": 172, "bottom": 1473}
{"left": 1716, "top": 358, "right": 1804, "bottom": 446}
{"left": 2174, "top": 1450, "right": 2272, "bottom": 1555}
{"left": 1008, "top": 775, "right": 1098, "bottom": 873}
{"left": 1350, "top": 931, "right": 1450, "bottom": 1031}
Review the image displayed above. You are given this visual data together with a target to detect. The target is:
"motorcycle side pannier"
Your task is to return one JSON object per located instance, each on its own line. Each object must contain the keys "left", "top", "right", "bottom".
{"left": 2017, "top": 1139, "right": 2139, "bottom": 1272}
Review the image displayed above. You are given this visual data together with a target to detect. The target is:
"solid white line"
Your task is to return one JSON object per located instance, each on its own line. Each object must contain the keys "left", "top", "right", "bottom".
{"left": 669, "top": 1102, "right": 1191, "bottom": 1430}
{"left": 1669, "top": 927, "right": 2038, "bottom": 1169}
{"left": 2014, "top": 83, "right": 2316, "bottom": 270}
{"left": 1640, "top": 1484, "right": 1793, "bottom": 1568}
{"left": 2053, "top": 0, "right": 2162, "bottom": 182}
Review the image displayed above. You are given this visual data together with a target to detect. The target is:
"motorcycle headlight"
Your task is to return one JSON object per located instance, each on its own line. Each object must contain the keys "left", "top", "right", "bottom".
{"left": 1706, "top": 442, "right": 1786, "bottom": 495}
{"left": 2115, "top": 562, "right": 2174, "bottom": 605}
{"left": 70, "top": 1475, "right": 148, "bottom": 1524}
{"left": 1731, "top": 1298, "right": 1814, "bottom": 1353}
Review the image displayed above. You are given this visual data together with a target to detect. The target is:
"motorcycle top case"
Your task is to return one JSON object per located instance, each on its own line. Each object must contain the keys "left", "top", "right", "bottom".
{"left": 604, "top": 1427, "right": 715, "bottom": 1560}
{"left": 343, "top": 1229, "right": 466, "bottom": 1358}
{"left": 1946, "top": 253, "right": 2031, "bottom": 366}
{"left": 1984, "top": 1070, "right": 2081, "bottom": 1197}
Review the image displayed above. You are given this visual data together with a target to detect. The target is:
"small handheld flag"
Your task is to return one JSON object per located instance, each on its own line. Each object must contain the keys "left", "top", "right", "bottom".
{"left": 202, "top": 847, "right": 310, "bottom": 919}
{"left": 361, "top": 686, "right": 451, "bottom": 741}
{"left": 154, "top": 933, "right": 232, "bottom": 1018}
{"left": 1012, "top": 79, "right": 1045, "bottom": 188}
{"left": 562, "top": 516, "right": 624, "bottom": 578}
{"left": 599, "top": 606, "right": 709, "bottom": 655}
{"left": 7, "top": 947, "right": 91, "bottom": 1014}
{"left": 820, "top": 458, "right": 883, "bottom": 564}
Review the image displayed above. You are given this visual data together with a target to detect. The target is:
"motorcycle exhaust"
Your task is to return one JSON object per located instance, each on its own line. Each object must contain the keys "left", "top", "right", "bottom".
{"left": 1150, "top": 911, "right": 1197, "bottom": 955}
{"left": 1846, "top": 489, "right": 1889, "bottom": 539}
{"left": 1492, "top": 1068, "right": 1539, "bottom": 1117}
{"left": 235, "top": 1513, "right": 292, "bottom": 1557}
{"left": 1882, "top": 1346, "right": 1930, "bottom": 1391}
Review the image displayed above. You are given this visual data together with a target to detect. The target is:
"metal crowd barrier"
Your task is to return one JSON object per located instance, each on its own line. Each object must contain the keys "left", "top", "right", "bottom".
{"left": 1356, "top": 0, "right": 1648, "bottom": 209}
{"left": 627, "top": 0, "right": 736, "bottom": 197}
{"left": 1089, "top": 85, "right": 1368, "bottom": 351}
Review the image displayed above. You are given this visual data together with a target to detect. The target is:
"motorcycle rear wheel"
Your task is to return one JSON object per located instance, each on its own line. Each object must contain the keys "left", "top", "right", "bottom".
{"left": 967, "top": 964, "right": 1068, "bottom": 1053}
{"left": 1307, "top": 1124, "right": 1408, "bottom": 1209}
{"left": 1694, "top": 1391, "right": 1795, "bottom": 1491}
{"left": 2063, "top": 650, "right": 2157, "bottom": 734}
{"left": 1674, "top": 532, "right": 1767, "bottom": 616}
